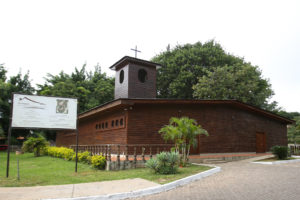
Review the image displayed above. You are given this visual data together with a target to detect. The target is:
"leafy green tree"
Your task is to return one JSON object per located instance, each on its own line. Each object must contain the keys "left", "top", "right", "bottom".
{"left": 0, "top": 63, "right": 7, "bottom": 81}
{"left": 0, "top": 67, "right": 35, "bottom": 141}
{"left": 288, "top": 117, "right": 300, "bottom": 145}
{"left": 192, "top": 64, "right": 274, "bottom": 109}
{"left": 152, "top": 40, "right": 275, "bottom": 110}
{"left": 22, "top": 135, "right": 49, "bottom": 157}
{"left": 37, "top": 64, "right": 114, "bottom": 113}
{"left": 0, "top": 124, "right": 4, "bottom": 138}
{"left": 159, "top": 117, "right": 208, "bottom": 165}
{"left": 276, "top": 111, "right": 300, "bottom": 120}
{"left": 152, "top": 41, "right": 247, "bottom": 99}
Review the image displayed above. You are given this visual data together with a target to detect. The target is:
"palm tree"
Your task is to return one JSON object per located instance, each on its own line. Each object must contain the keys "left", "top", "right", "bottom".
{"left": 159, "top": 117, "right": 208, "bottom": 165}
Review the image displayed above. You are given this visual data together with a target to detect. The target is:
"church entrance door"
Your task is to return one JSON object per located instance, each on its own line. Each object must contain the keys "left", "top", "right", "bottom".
{"left": 256, "top": 132, "right": 266, "bottom": 153}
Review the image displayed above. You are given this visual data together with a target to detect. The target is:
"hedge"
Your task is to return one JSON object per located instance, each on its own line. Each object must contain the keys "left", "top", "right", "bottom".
{"left": 44, "top": 146, "right": 106, "bottom": 169}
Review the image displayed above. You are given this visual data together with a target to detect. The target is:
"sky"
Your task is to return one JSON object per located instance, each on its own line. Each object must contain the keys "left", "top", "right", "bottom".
{"left": 0, "top": 0, "right": 299, "bottom": 112}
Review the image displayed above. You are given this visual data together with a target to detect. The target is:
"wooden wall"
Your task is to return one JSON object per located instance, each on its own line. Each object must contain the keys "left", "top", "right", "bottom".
{"left": 126, "top": 103, "right": 287, "bottom": 154}
{"left": 56, "top": 102, "right": 287, "bottom": 154}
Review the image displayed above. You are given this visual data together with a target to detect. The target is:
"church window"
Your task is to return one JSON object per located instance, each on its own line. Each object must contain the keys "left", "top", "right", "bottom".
{"left": 116, "top": 119, "right": 119, "bottom": 126}
{"left": 102, "top": 123, "right": 104, "bottom": 129}
{"left": 120, "top": 118, "right": 124, "bottom": 126}
{"left": 138, "top": 69, "right": 147, "bottom": 83}
{"left": 95, "top": 124, "right": 98, "bottom": 129}
{"left": 105, "top": 122, "right": 108, "bottom": 128}
{"left": 119, "top": 70, "right": 124, "bottom": 84}
{"left": 111, "top": 120, "right": 114, "bottom": 127}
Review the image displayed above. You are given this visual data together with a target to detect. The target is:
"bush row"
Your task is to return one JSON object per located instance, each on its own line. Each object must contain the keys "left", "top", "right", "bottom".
{"left": 44, "top": 146, "right": 106, "bottom": 169}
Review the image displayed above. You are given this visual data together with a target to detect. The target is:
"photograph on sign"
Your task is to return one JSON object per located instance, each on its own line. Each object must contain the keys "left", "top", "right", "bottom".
{"left": 11, "top": 94, "right": 77, "bottom": 129}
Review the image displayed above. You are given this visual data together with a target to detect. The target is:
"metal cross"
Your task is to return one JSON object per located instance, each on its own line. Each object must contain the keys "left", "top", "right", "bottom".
{"left": 130, "top": 45, "right": 141, "bottom": 58}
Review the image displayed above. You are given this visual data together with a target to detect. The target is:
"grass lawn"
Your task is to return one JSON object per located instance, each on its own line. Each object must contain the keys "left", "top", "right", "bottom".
{"left": 257, "top": 156, "right": 297, "bottom": 162}
{"left": 0, "top": 152, "right": 212, "bottom": 187}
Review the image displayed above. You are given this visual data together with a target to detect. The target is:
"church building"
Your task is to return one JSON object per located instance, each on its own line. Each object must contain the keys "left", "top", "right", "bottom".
{"left": 56, "top": 56, "right": 293, "bottom": 154}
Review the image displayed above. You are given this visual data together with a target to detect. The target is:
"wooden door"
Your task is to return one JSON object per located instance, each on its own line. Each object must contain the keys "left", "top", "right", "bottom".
{"left": 256, "top": 132, "right": 266, "bottom": 153}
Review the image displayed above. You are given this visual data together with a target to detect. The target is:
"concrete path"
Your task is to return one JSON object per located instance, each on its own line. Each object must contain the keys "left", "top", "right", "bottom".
{"left": 0, "top": 178, "right": 159, "bottom": 200}
{"left": 133, "top": 157, "right": 300, "bottom": 200}
{"left": 2, "top": 155, "right": 300, "bottom": 200}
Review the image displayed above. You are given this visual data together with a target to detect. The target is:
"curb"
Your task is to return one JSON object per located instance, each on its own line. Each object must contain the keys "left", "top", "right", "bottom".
{"left": 252, "top": 157, "right": 300, "bottom": 165}
{"left": 43, "top": 165, "right": 221, "bottom": 200}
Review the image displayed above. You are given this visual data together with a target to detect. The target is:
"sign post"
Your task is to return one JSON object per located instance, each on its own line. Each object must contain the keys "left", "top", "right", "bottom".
{"left": 6, "top": 94, "right": 78, "bottom": 177}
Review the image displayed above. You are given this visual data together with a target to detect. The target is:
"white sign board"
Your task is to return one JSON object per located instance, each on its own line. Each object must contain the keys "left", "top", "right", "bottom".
{"left": 12, "top": 94, "right": 77, "bottom": 129}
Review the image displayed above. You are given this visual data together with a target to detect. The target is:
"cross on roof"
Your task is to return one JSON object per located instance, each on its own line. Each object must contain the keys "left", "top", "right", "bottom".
{"left": 130, "top": 45, "right": 141, "bottom": 58}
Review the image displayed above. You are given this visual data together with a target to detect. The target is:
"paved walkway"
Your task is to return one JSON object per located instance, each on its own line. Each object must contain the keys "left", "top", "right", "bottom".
{"left": 1, "top": 156, "right": 300, "bottom": 200}
{"left": 0, "top": 178, "right": 159, "bottom": 200}
{"left": 133, "top": 157, "right": 300, "bottom": 200}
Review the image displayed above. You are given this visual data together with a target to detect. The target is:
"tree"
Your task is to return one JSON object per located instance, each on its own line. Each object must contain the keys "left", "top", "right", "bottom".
{"left": 276, "top": 111, "right": 300, "bottom": 120}
{"left": 37, "top": 64, "right": 114, "bottom": 113}
{"left": 22, "top": 135, "right": 49, "bottom": 157}
{"left": 0, "top": 63, "right": 7, "bottom": 81}
{"left": 151, "top": 40, "right": 275, "bottom": 110}
{"left": 0, "top": 67, "right": 35, "bottom": 141}
{"left": 288, "top": 117, "right": 300, "bottom": 145}
{"left": 0, "top": 124, "right": 4, "bottom": 138}
{"left": 159, "top": 117, "right": 208, "bottom": 165}
{"left": 192, "top": 64, "right": 274, "bottom": 109}
{"left": 152, "top": 40, "right": 247, "bottom": 99}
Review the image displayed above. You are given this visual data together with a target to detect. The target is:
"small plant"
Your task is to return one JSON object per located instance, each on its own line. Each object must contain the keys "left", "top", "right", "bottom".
{"left": 146, "top": 151, "right": 179, "bottom": 174}
{"left": 91, "top": 154, "right": 106, "bottom": 169}
{"left": 22, "top": 135, "right": 49, "bottom": 157}
{"left": 271, "top": 145, "right": 288, "bottom": 160}
{"left": 145, "top": 158, "right": 159, "bottom": 173}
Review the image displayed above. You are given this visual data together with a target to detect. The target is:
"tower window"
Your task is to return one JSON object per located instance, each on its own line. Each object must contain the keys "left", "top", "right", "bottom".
{"left": 119, "top": 70, "right": 124, "bottom": 84}
{"left": 138, "top": 69, "right": 147, "bottom": 83}
{"left": 105, "top": 122, "right": 108, "bottom": 128}
{"left": 120, "top": 118, "right": 124, "bottom": 126}
{"left": 116, "top": 119, "right": 119, "bottom": 126}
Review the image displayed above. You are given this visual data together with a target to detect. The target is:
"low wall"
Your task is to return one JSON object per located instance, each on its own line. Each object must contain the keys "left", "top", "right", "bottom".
{"left": 106, "top": 160, "right": 146, "bottom": 171}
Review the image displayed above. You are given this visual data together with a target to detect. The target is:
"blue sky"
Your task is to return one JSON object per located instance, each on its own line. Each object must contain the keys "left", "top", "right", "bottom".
{"left": 0, "top": 0, "right": 299, "bottom": 112}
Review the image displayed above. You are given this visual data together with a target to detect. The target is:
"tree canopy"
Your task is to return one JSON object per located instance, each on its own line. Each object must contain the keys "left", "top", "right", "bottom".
{"left": 0, "top": 63, "right": 114, "bottom": 142}
{"left": 37, "top": 64, "right": 114, "bottom": 113}
{"left": 288, "top": 117, "right": 300, "bottom": 144}
{"left": 192, "top": 64, "right": 273, "bottom": 109}
{"left": 0, "top": 66, "right": 35, "bottom": 142}
{"left": 152, "top": 40, "right": 275, "bottom": 110}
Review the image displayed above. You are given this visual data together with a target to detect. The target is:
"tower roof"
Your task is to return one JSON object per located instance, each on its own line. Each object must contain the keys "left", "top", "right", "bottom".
{"left": 109, "top": 56, "right": 162, "bottom": 71}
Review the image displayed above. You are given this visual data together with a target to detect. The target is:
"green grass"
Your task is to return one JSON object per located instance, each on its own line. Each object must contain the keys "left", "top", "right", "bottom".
{"left": 0, "top": 152, "right": 212, "bottom": 187}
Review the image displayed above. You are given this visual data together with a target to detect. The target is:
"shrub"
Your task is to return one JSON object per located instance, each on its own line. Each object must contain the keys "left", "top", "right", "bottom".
{"left": 22, "top": 136, "right": 49, "bottom": 157}
{"left": 73, "top": 151, "right": 91, "bottom": 163}
{"left": 46, "top": 147, "right": 75, "bottom": 160}
{"left": 145, "top": 157, "right": 159, "bottom": 173}
{"left": 45, "top": 146, "right": 106, "bottom": 170}
{"left": 91, "top": 154, "right": 106, "bottom": 169}
{"left": 146, "top": 151, "right": 179, "bottom": 174}
{"left": 271, "top": 146, "right": 288, "bottom": 160}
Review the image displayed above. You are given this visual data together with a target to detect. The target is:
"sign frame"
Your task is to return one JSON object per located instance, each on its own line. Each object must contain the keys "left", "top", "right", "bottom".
{"left": 11, "top": 93, "right": 78, "bottom": 130}
{"left": 6, "top": 93, "right": 80, "bottom": 177}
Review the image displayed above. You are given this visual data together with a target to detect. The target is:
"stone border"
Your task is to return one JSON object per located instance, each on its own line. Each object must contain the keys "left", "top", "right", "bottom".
{"left": 43, "top": 164, "right": 221, "bottom": 200}
{"left": 253, "top": 156, "right": 300, "bottom": 165}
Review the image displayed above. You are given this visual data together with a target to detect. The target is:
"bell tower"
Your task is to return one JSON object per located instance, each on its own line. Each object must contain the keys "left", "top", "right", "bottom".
{"left": 110, "top": 56, "right": 161, "bottom": 99}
